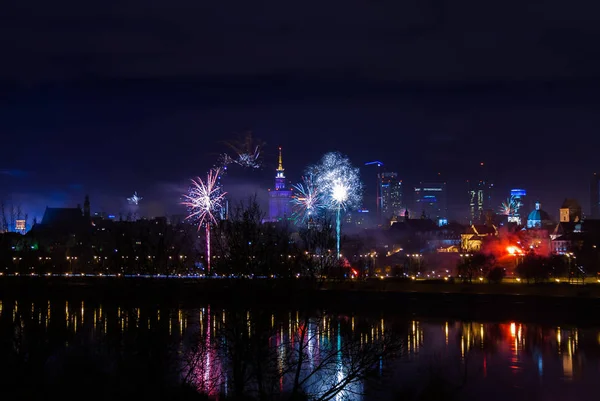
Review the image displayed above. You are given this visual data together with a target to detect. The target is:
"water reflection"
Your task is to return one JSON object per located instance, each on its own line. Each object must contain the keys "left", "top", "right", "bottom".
{"left": 0, "top": 299, "right": 599, "bottom": 400}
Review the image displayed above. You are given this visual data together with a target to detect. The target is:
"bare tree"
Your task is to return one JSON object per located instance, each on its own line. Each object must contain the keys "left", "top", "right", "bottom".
{"left": 10, "top": 204, "right": 20, "bottom": 232}
{"left": 212, "top": 196, "right": 299, "bottom": 278}
{"left": 298, "top": 217, "right": 338, "bottom": 281}
{"left": 182, "top": 309, "right": 403, "bottom": 401}
{"left": 285, "top": 313, "right": 402, "bottom": 401}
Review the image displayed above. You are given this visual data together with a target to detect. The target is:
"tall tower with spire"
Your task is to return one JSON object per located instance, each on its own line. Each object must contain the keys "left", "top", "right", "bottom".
{"left": 275, "top": 146, "right": 286, "bottom": 190}
{"left": 268, "top": 146, "right": 293, "bottom": 222}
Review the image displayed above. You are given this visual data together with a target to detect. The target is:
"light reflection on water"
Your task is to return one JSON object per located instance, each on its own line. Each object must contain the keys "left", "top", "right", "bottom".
{"left": 1, "top": 299, "right": 600, "bottom": 400}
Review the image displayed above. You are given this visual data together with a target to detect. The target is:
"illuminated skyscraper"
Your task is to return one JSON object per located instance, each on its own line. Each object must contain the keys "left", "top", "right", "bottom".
{"left": 591, "top": 173, "right": 600, "bottom": 218}
{"left": 468, "top": 180, "right": 494, "bottom": 224}
{"left": 268, "top": 147, "right": 292, "bottom": 222}
{"left": 380, "top": 172, "right": 403, "bottom": 219}
{"left": 365, "top": 161, "right": 384, "bottom": 220}
{"left": 508, "top": 188, "right": 526, "bottom": 224}
{"left": 414, "top": 182, "right": 447, "bottom": 222}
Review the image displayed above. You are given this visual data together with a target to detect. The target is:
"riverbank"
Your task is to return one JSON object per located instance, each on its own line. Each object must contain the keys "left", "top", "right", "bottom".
{"left": 2, "top": 277, "right": 600, "bottom": 325}
{"left": 2, "top": 275, "right": 600, "bottom": 297}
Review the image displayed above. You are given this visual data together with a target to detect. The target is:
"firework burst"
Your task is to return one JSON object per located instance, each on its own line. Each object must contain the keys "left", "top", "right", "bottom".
{"left": 127, "top": 191, "right": 143, "bottom": 205}
{"left": 182, "top": 168, "right": 227, "bottom": 274}
{"left": 310, "top": 152, "right": 362, "bottom": 211}
{"left": 499, "top": 196, "right": 522, "bottom": 216}
{"left": 292, "top": 175, "right": 324, "bottom": 223}
{"left": 308, "top": 152, "right": 362, "bottom": 257}
{"left": 219, "top": 132, "right": 264, "bottom": 169}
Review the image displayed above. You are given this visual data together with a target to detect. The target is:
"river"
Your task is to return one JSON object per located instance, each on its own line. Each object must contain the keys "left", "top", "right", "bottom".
{"left": 0, "top": 297, "right": 598, "bottom": 401}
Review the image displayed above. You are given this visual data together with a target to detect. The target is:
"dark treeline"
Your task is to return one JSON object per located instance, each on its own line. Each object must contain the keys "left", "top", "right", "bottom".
{"left": 0, "top": 197, "right": 374, "bottom": 279}
{"left": 2, "top": 196, "right": 600, "bottom": 285}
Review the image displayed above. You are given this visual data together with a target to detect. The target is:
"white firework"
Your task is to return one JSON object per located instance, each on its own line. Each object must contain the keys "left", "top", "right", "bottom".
{"left": 127, "top": 192, "right": 143, "bottom": 205}
{"left": 307, "top": 152, "right": 362, "bottom": 258}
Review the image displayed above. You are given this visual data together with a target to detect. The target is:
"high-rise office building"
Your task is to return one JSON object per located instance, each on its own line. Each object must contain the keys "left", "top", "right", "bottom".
{"left": 468, "top": 180, "right": 493, "bottom": 224}
{"left": 591, "top": 173, "right": 600, "bottom": 219}
{"left": 365, "top": 161, "right": 384, "bottom": 220}
{"left": 508, "top": 188, "right": 526, "bottom": 225}
{"left": 414, "top": 182, "right": 447, "bottom": 222}
{"left": 379, "top": 172, "right": 403, "bottom": 219}
{"left": 268, "top": 147, "right": 292, "bottom": 222}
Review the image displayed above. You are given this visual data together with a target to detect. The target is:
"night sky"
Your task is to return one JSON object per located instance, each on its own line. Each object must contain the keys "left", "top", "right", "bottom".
{"left": 2, "top": 0, "right": 600, "bottom": 222}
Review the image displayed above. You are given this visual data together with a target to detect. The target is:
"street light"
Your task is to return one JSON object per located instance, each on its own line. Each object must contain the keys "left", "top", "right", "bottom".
{"left": 66, "top": 256, "right": 78, "bottom": 274}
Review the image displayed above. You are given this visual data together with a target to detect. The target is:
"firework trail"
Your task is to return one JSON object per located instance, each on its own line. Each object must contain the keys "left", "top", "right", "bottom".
{"left": 308, "top": 152, "right": 362, "bottom": 258}
{"left": 182, "top": 168, "right": 227, "bottom": 275}
{"left": 291, "top": 175, "right": 324, "bottom": 223}
{"left": 127, "top": 191, "right": 143, "bottom": 205}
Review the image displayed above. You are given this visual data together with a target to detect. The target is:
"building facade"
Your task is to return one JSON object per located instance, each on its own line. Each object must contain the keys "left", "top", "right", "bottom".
{"left": 414, "top": 182, "right": 447, "bottom": 223}
{"left": 380, "top": 172, "right": 403, "bottom": 220}
{"left": 268, "top": 147, "right": 292, "bottom": 222}
{"left": 559, "top": 199, "right": 582, "bottom": 223}
{"left": 527, "top": 201, "right": 552, "bottom": 229}
{"left": 468, "top": 180, "right": 493, "bottom": 224}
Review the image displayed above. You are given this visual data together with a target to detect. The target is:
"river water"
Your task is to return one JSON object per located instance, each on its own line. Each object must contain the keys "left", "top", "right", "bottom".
{"left": 0, "top": 298, "right": 598, "bottom": 401}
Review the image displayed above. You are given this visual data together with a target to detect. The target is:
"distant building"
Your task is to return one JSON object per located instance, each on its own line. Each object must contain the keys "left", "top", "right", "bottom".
{"left": 344, "top": 209, "right": 371, "bottom": 227}
{"left": 509, "top": 188, "right": 526, "bottom": 224}
{"left": 380, "top": 172, "right": 403, "bottom": 220}
{"left": 468, "top": 180, "right": 493, "bottom": 224}
{"left": 591, "top": 173, "right": 600, "bottom": 218}
{"left": 15, "top": 219, "right": 26, "bottom": 233}
{"left": 527, "top": 201, "right": 552, "bottom": 229}
{"left": 461, "top": 224, "right": 498, "bottom": 252}
{"left": 268, "top": 147, "right": 292, "bottom": 222}
{"left": 389, "top": 216, "right": 461, "bottom": 254}
{"left": 37, "top": 202, "right": 90, "bottom": 233}
{"left": 551, "top": 232, "right": 585, "bottom": 255}
{"left": 559, "top": 199, "right": 582, "bottom": 223}
{"left": 414, "top": 182, "right": 447, "bottom": 221}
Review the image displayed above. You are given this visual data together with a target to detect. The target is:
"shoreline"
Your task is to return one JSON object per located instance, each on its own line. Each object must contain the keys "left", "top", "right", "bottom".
{"left": 2, "top": 275, "right": 600, "bottom": 296}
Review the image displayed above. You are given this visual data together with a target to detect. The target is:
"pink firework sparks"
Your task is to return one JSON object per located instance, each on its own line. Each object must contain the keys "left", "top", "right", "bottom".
{"left": 182, "top": 168, "right": 226, "bottom": 274}
{"left": 182, "top": 168, "right": 227, "bottom": 227}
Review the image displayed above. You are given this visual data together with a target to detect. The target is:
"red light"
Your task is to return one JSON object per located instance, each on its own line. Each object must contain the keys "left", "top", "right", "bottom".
{"left": 506, "top": 246, "right": 523, "bottom": 255}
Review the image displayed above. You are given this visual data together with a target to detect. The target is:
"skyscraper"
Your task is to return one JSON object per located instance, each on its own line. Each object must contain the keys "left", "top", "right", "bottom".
{"left": 468, "top": 180, "right": 493, "bottom": 224}
{"left": 591, "top": 173, "right": 600, "bottom": 219}
{"left": 268, "top": 147, "right": 292, "bottom": 222}
{"left": 365, "top": 161, "right": 384, "bottom": 220}
{"left": 414, "top": 182, "right": 447, "bottom": 222}
{"left": 380, "top": 172, "right": 403, "bottom": 219}
{"left": 508, "top": 188, "right": 526, "bottom": 225}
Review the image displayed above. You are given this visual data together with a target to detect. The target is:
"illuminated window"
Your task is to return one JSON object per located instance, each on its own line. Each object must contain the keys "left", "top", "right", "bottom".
{"left": 15, "top": 220, "right": 26, "bottom": 231}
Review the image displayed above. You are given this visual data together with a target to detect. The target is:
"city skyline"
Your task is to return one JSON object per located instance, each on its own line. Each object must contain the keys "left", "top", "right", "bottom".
{"left": 1, "top": 145, "right": 595, "bottom": 230}
{"left": 2, "top": 0, "right": 600, "bottom": 226}
{"left": 4, "top": 80, "right": 600, "bottom": 225}
{"left": 3, "top": 2, "right": 600, "bottom": 401}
